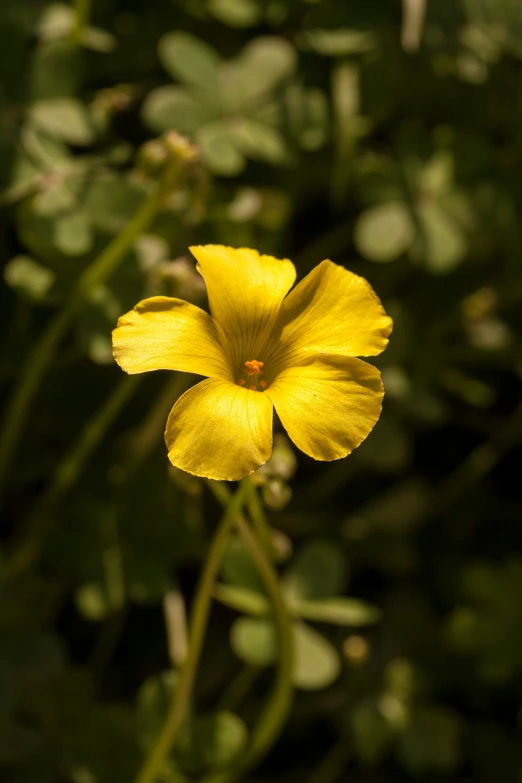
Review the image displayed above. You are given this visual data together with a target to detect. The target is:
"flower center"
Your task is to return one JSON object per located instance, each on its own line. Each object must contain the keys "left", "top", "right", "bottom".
{"left": 237, "top": 359, "right": 268, "bottom": 391}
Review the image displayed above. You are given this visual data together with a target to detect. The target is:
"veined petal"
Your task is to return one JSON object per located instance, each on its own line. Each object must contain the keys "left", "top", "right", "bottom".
{"left": 112, "top": 296, "right": 231, "bottom": 380}
{"left": 165, "top": 378, "right": 273, "bottom": 480}
{"left": 189, "top": 245, "right": 296, "bottom": 370}
{"left": 266, "top": 355, "right": 383, "bottom": 461}
{"left": 271, "top": 260, "right": 392, "bottom": 368}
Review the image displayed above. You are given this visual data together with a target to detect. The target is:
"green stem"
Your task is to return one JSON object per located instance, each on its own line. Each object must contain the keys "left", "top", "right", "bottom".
{"left": 0, "top": 160, "right": 181, "bottom": 509}
{"left": 1, "top": 376, "right": 141, "bottom": 580}
{"left": 232, "top": 511, "right": 294, "bottom": 775}
{"left": 72, "top": 0, "right": 91, "bottom": 45}
{"left": 134, "top": 482, "right": 248, "bottom": 783}
{"left": 244, "top": 478, "right": 276, "bottom": 560}
{"left": 203, "top": 478, "right": 294, "bottom": 783}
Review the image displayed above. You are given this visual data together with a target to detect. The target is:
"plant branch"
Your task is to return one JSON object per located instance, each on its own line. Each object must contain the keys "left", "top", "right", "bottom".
{"left": 0, "top": 159, "right": 182, "bottom": 509}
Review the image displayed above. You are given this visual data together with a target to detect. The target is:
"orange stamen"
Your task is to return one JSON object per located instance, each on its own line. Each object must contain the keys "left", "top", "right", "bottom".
{"left": 249, "top": 385, "right": 256, "bottom": 391}
{"left": 238, "top": 378, "right": 245, "bottom": 386}
{"left": 244, "top": 359, "right": 264, "bottom": 376}
{"left": 260, "top": 380, "right": 268, "bottom": 389}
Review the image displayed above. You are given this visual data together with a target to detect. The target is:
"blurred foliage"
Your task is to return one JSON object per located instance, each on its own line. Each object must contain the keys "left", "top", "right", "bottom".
{"left": 1, "top": 0, "right": 522, "bottom": 782}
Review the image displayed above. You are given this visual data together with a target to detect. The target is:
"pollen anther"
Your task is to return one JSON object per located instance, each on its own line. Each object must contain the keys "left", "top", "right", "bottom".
{"left": 237, "top": 359, "right": 267, "bottom": 391}
{"left": 244, "top": 359, "right": 264, "bottom": 376}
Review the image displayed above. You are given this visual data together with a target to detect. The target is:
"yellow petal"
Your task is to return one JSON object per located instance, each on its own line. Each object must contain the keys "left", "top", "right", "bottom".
{"left": 165, "top": 378, "right": 273, "bottom": 480}
{"left": 112, "top": 296, "right": 231, "bottom": 380}
{"left": 189, "top": 245, "right": 296, "bottom": 370}
{"left": 266, "top": 355, "right": 383, "bottom": 461}
{"left": 271, "top": 260, "right": 392, "bottom": 368}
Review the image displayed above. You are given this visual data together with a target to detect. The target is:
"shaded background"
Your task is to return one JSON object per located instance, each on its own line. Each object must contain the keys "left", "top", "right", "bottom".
{"left": 2, "top": 0, "right": 522, "bottom": 781}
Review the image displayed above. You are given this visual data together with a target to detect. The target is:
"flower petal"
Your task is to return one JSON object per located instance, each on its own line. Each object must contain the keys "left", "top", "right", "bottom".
{"left": 271, "top": 260, "right": 392, "bottom": 367}
{"left": 165, "top": 378, "right": 273, "bottom": 480}
{"left": 189, "top": 245, "right": 296, "bottom": 369}
{"left": 112, "top": 296, "right": 231, "bottom": 380}
{"left": 266, "top": 355, "right": 384, "bottom": 461}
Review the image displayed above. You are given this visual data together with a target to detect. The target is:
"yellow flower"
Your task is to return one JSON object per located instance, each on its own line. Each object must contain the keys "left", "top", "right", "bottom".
{"left": 112, "top": 246, "right": 392, "bottom": 481}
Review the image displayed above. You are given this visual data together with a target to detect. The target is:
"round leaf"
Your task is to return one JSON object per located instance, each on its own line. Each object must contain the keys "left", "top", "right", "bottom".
{"left": 292, "top": 622, "right": 341, "bottom": 690}
{"left": 208, "top": 0, "right": 262, "bottom": 27}
{"left": 231, "top": 118, "right": 287, "bottom": 163}
{"left": 197, "top": 122, "right": 245, "bottom": 175}
{"left": 142, "top": 86, "right": 217, "bottom": 134}
{"left": 236, "top": 37, "right": 296, "bottom": 103}
{"left": 231, "top": 617, "right": 277, "bottom": 666}
{"left": 285, "top": 539, "right": 346, "bottom": 601}
{"left": 4, "top": 256, "right": 55, "bottom": 301}
{"left": 54, "top": 210, "right": 92, "bottom": 256}
{"left": 30, "top": 98, "right": 94, "bottom": 146}
{"left": 355, "top": 201, "right": 415, "bottom": 263}
{"left": 418, "top": 200, "right": 467, "bottom": 273}
{"left": 159, "top": 32, "right": 221, "bottom": 92}
{"left": 175, "top": 711, "right": 248, "bottom": 774}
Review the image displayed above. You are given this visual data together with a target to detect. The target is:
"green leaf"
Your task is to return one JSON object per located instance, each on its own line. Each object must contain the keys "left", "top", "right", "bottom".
{"left": 284, "top": 539, "right": 346, "bottom": 601}
{"left": 207, "top": 0, "right": 262, "bottom": 27}
{"left": 235, "top": 37, "right": 296, "bottom": 104}
{"left": 294, "top": 598, "right": 380, "bottom": 626}
{"left": 354, "top": 201, "right": 415, "bottom": 263}
{"left": 231, "top": 118, "right": 287, "bottom": 163}
{"left": 142, "top": 86, "right": 218, "bottom": 134}
{"left": 221, "top": 534, "right": 266, "bottom": 594}
{"left": 214, "top": 583, "right": 270, "bottom": 616}
{"left": 4, "top": 255, "right": 55, "bottom": 301}
{"left": 54, "top": 210, "right": 93, "bottom": 256}
{"left": 352, "top": 698, "right": 394, "bottom": 764}
{"left": 418, "top": 200, "right": 467, "bottom": 273}
{"left": 159, "top": 32, "right": 221, "bottom": 92}
{"left": 230, "top": 617, "right": 277, "bottom": 666}
{"left": 138, "top": 670, "right": 179, "bottom": 747}
{"left": 30, "top": 98, "right": 94, "bottom": 146}
{"left": 29, "top": 40, "right": 80, "bottom": 100}
{"left": 197, "top": 121, "right": 245, "bottom": 176}
{"left": 83, "top": 173, "right": 148, "bottom": 233}
{"left": 74, "top": 582, "right": 112, "bottom": 621}
{"left": 292, "top": 622, "right": 341, "bottom": 690}
{"left": 175, "top": 711, "right": 248, "bottom": 775}
{"left": 300, "top": 28, "right": 378, "bottom": 56}
{"left": 397, "top": 706, "right": 463, "bottom": 773}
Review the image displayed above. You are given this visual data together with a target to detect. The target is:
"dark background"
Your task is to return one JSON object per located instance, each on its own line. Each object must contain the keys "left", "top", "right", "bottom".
{"left": 1, "top": 0, "right": 522, "bottom": 781}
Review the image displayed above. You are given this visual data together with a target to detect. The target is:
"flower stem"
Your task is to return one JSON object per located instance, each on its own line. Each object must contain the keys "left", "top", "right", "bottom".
{"left": 133, "top": 482, "right": 248, "bottom": 783}
{"left": 0, "top": 160, "right": 181, "bottom": 509}
{"left": 72, "top": 0, "right": 91, "bottom": 45}
{"left": 203, "top": 477, "right": 294, "bottom": 783}
{"left": 229, "top": 513, "right": 293, "bottom": 778}
{"left": 1, "top": 375, "right": 141, "bottom": 580}
{"left": 244, "top": 478, "right": 276, "bottom": 559}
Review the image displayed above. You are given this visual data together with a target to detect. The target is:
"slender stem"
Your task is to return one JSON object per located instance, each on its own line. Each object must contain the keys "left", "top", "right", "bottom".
{"left": 134, "top": 482, "right": 248, "bottom": 783}
{"left": 1, "top": 376, "right": 141, "bottom": 580}
{"left": 244, "top": 478, "right": 275, "bottom": 559}
{"left": 203, "top": 478, "right": 294, "bottom": 783}
{"left": 228, "top": 511, "right": 294, "bottom": 776}
{"left": 72, "top": 0, "right": 91, "bottom": 45}
{"left": 217, "top": 664, "right": 261, "bottom": 713}
{"left": 0, "top": 160, "right": 181, "bottom": 508}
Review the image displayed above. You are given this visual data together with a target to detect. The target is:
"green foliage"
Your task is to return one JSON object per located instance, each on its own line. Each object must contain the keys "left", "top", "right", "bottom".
{"left": 1, "top": 0, "right": 522, "bottom": 781}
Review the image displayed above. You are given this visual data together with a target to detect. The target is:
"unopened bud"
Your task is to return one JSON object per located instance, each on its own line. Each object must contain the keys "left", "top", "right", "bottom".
{"left": 158, "top": 257, "right": 206, "bottom": 304}
{"left": 263, "top": 478, "right": 292, "bottom": 510}
{"left": 163, "top": 131, "right": 199, "bottom": 163}
{"left": 343, "top": 634, "right": 370, "bottom": 667}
